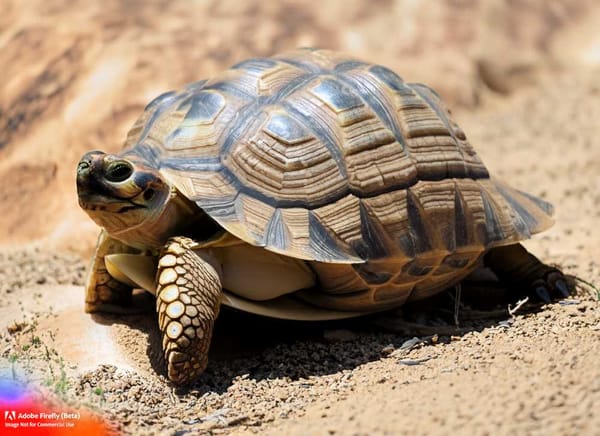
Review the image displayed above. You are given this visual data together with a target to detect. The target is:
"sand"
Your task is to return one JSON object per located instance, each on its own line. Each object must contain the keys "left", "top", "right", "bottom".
{"left": 1, "top": 1, "right": 600, "bottom": 434}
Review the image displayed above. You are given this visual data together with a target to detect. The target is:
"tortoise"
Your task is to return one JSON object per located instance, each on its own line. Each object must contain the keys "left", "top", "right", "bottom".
{"left": 76, "top": 48, "right": 568, "bottom": 385}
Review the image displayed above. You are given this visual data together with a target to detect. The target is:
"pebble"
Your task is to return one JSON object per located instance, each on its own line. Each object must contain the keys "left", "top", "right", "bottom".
{"left": 399, "top": 337, "right": 422, "bottom": 350}
{"left": 380, "top": 344, "right": 395, "bottom": 355}
{"left": 398, "top": 356, "right": 435, "bottom": 366}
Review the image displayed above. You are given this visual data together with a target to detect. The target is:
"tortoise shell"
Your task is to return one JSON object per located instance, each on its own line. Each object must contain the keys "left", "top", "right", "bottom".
{"left": 119, "top": 48, "right": 554, "bottom": 310}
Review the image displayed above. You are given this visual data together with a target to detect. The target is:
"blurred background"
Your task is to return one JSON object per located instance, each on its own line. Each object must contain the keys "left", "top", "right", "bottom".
{"left": 1, "top": 0, "right": 598, "bottom": 255}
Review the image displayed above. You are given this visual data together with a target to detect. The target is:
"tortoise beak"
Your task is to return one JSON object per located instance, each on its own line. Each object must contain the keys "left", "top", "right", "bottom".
{"left": 77, "top": 151, "right": 108, "bottom": 202}
{"left": 76, "top": 150, "right": 104, "bottom": 188}
{"left": 76, "top": 151, "right": 143, "bottom": 209}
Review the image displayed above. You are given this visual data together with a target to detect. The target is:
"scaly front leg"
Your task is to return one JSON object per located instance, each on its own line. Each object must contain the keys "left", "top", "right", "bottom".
{"left": 85, "top": 230, "right": 137, "bottom": 313}
{"left": 156, "top": 236, "right": 222, "bottom": 384}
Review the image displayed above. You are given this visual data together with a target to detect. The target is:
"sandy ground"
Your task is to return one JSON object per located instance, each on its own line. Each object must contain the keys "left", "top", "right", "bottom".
{"left": 1, "top": 1, "right": 600, "bottom": 435}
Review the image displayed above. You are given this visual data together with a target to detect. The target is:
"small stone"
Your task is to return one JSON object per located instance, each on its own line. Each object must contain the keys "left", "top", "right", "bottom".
{"left": 558, "top": 299, "right": 580, "bottom": 306}
{"left": 399, "top": 337, "right": 421, "bottom": 350}
{"left": 398, "top": 356, "right": 433, "bottom": 366}
{"left": 381, "top": 344, "right": 395, "bottom": 356}
{"left": 7, "top": 321, "right": 27, "bottom": 334}
{"left": 455, "top": 127, "right": 467, "bottom": 140}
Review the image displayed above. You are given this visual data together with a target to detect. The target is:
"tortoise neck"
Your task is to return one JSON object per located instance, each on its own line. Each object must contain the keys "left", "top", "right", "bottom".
{"left": 110, "top": 188, "right": 199, "bottom": 252}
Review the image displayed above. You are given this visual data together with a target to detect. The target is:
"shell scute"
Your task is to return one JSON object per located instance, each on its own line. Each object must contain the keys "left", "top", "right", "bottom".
{"left": 310, "top": 77, "right": 364, "bottom": 116}
{"left": 163, "top": 91, "right": 227, "bottom": 152}
{"left": 368, "top": 65, "right": 405, "bottom": 91}
{"left": 263, "top": 112, "right": 313, "bottom": 146}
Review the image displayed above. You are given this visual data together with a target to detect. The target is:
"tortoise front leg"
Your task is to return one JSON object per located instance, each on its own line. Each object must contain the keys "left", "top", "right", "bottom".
{"left": 85, "top": 230, "right": 137, "bottom": 313}
{"left": 156, "top": 236, "right": 222, "bottom": 385}
{"left": 485, "top": 243, "right": 569, "bottom": 302}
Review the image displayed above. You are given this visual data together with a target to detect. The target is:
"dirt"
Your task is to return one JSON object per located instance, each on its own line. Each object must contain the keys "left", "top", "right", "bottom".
{"left": 1, "top": 1, "right": 600, "bottom": 435}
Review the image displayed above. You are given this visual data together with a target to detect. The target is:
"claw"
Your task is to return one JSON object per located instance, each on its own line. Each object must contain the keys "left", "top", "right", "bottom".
{"left": 535, "top": 286, "right": 552, "bottom": 303}
{"left": 555, "top": 279, "right": 570, "bottom": 298}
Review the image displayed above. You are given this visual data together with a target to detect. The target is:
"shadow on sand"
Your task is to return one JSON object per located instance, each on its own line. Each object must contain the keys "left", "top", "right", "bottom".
{"left": 88, "top": 274, "right": 577, "bottom": 396}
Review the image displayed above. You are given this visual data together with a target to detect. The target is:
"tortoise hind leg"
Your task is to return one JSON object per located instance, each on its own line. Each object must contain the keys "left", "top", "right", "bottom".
{"left": 484, "top": 243, "right": 570, "bottom": 303}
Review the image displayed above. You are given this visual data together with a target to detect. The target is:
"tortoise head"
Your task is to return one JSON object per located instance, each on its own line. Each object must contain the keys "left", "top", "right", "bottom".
{"left": 76, "top": 151, "right": 175, "bottom": 248}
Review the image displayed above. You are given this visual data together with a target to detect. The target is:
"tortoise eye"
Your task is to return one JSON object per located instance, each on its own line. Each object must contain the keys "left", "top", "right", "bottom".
{"left": 106, "top": 161, "right": 133, "bottom": 182}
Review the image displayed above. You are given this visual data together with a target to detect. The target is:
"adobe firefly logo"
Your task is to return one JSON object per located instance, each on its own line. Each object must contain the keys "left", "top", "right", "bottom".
{"left": 4, "top": 411, "right": 16, "bottom": 421}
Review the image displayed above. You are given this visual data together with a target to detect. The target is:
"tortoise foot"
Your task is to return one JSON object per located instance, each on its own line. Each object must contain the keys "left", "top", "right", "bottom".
{"left": 485, "top": 243, "right": 571, "bottom": 303}
{"left": 85, "top": 230, "right": 136, "bottom": 314}
{"left": 85, "top": 269, "right": 134, "bottom": 313}
{"left": 530, "top": 271, "right": 570, "bottom": 303}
